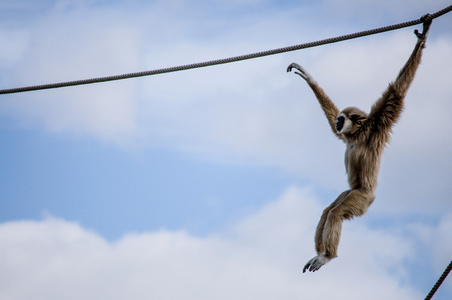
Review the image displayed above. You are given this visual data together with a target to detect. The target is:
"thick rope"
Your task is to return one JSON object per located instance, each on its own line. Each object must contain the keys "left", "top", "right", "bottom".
{"left": 424, "top": 260, "right": 452, "bottom": 300}
{"left": 0, "top": 5, "right": 451, "bottom": 95}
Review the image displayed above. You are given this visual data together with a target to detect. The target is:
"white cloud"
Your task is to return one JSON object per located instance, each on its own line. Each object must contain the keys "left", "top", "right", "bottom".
{"left": 1, "top": 185, "right": 447, "bottom": 300}
{"left": 1, "top": 1, "right": 451, "bottom": 210}
{"left": 1, "top": 4, "right": 144, "bottom": 147}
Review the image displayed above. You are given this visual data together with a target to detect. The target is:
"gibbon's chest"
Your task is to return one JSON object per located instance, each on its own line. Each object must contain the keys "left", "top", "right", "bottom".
{"left": 344, "top": 143, "right": 369, "bottom": 175}
{"left": 344, "top": 141, "right": 382, "bottom": 190}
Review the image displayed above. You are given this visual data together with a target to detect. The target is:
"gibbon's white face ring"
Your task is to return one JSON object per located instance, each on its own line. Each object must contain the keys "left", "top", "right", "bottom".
{"left": 336, "top": 113, "right": 352, "bottom": 134}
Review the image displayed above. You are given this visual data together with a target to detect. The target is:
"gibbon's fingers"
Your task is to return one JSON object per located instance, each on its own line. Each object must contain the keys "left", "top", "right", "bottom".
{"left": 286, "top": 62, "right": 298, "bottom": 73}
{"left": 295, "top": 71, "right": 305, "bottom": 77}
{"left": 287, "top": 62, "right": 304, "bottom": 74}
{"left": 414, "top": 13, "right": 432, "bottom": 40}
{"left": 287, "top": 62, "right": 311, "bottom": 81}
{"left": 421, "top": 13, "right": 433, "bottom": 25}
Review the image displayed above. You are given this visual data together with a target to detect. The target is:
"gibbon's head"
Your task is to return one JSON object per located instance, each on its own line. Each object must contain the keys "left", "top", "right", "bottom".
{"left": 336, "top": 107, "right": 368, "bottom": 135}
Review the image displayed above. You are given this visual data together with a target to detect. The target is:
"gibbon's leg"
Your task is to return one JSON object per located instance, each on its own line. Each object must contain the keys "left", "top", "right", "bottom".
{"left": 314, "top": 190, "right": 351, "bottom": 255}
{"left": 303, "top": 190, "right": 352, "bottom": 273}
{"left": 304, "top": 188, "right": 374, "bottom": 272}
{"left": 323, "top": 189, "right": 374, "bottom": 258}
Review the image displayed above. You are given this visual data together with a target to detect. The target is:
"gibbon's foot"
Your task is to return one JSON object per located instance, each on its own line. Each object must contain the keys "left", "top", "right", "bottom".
{"left": 287, "top": 62, "right": 312, "bottom": 81}
{"left": 303, "top": 254, "right": 332, "bottom": 273}
{"left": 414, "top": 14, "right": 432, "bottom": 41}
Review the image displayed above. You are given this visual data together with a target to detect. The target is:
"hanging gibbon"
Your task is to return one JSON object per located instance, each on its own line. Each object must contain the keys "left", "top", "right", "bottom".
{"left": 287, "top": 15, "right": 432, "bottom": 272}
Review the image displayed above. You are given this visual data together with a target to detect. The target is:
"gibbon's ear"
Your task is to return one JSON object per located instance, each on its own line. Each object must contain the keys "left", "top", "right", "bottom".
{"left": 349, "top": 114, "right": 358, "bottom": 122}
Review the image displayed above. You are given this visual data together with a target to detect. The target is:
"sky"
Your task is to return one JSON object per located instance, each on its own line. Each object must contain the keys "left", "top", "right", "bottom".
{"left": 0, "top": 0, "right": 451, "bottom": 299}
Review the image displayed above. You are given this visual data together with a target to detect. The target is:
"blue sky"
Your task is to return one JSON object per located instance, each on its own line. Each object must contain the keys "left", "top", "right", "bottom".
{"left": 0, "top": 1, "right": 451, "bottom": 299}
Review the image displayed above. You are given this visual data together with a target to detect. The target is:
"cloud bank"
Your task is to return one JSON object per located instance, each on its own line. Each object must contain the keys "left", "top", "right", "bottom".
{"left": 3, "top": 186, "right": 450, "bottom": 300}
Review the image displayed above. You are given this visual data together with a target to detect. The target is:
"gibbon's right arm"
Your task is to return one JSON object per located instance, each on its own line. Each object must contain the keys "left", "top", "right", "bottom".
{"left": 287, "top": 63, "right": 343, "bottom": 141}
{"left": 367, "top": 15, "right": 432, "bottom": 136}
{"left": 393, "top": 14, "right": 431, "bottom": 96}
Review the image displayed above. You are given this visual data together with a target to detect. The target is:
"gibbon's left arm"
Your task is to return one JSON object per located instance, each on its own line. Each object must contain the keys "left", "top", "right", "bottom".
{"left": 287, "top": 63, "right": 344, "bottom": 141}
{"left": 368, "top": 15, "right": 432, "bottom": 132}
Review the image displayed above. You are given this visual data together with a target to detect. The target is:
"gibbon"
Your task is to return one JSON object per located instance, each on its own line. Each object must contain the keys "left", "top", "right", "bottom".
{"left": 287, "top": 15, "right": 432, "bottom": 272}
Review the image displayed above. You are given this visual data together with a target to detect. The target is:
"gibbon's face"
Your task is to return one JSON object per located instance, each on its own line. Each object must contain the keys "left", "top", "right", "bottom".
{"left": 336, "top": 107, "right": 367, "bottom": 134}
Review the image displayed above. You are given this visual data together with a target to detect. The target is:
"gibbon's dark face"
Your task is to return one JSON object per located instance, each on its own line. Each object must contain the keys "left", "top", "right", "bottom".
{"left": 336, "top": 115, "right": 346, "bottom": 132}
{"left": 336, "top": 107, "right": 368, "bottom": 134}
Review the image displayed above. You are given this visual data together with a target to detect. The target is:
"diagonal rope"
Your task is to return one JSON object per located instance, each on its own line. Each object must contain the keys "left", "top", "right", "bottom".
{"left": 424, "top": 259, "right": 452, "bottom": 300}
{"left": 0, "top": 5, "right": 451, "bottom": 95}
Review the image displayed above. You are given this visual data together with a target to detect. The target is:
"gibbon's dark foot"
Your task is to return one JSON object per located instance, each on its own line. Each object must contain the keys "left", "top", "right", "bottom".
{"left": 302, "top": 254, "right": 332, "bottom": 273}
{"left": 414, "top": 14, "right": 432, "bottom": 40}
{"left": 287, "top": 62, "right": 311, "bottom": 81}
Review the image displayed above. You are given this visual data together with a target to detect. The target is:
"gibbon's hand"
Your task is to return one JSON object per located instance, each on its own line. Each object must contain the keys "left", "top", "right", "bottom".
{"left": 287, "top": 62, "right": 312, "bottom": 82}
{"left": 414, "top": 14, "right": 432, "bottom": 41}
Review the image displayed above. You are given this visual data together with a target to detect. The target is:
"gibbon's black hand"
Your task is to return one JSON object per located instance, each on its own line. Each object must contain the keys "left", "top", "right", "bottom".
{"left": 414, "top": 14, "right": 432, "bottom": 40}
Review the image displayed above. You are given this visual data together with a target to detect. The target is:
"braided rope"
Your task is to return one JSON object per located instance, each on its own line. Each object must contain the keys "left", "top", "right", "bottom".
{"left": 424, "top": 260, "right": 452, "bottom": 300}
{"left": 0, "top": 5, "right": 451, "bottom": 95}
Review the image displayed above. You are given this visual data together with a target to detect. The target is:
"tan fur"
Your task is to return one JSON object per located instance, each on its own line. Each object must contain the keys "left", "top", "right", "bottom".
{"left": 287, "top": 16, "right": 432, "bottom": 272}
